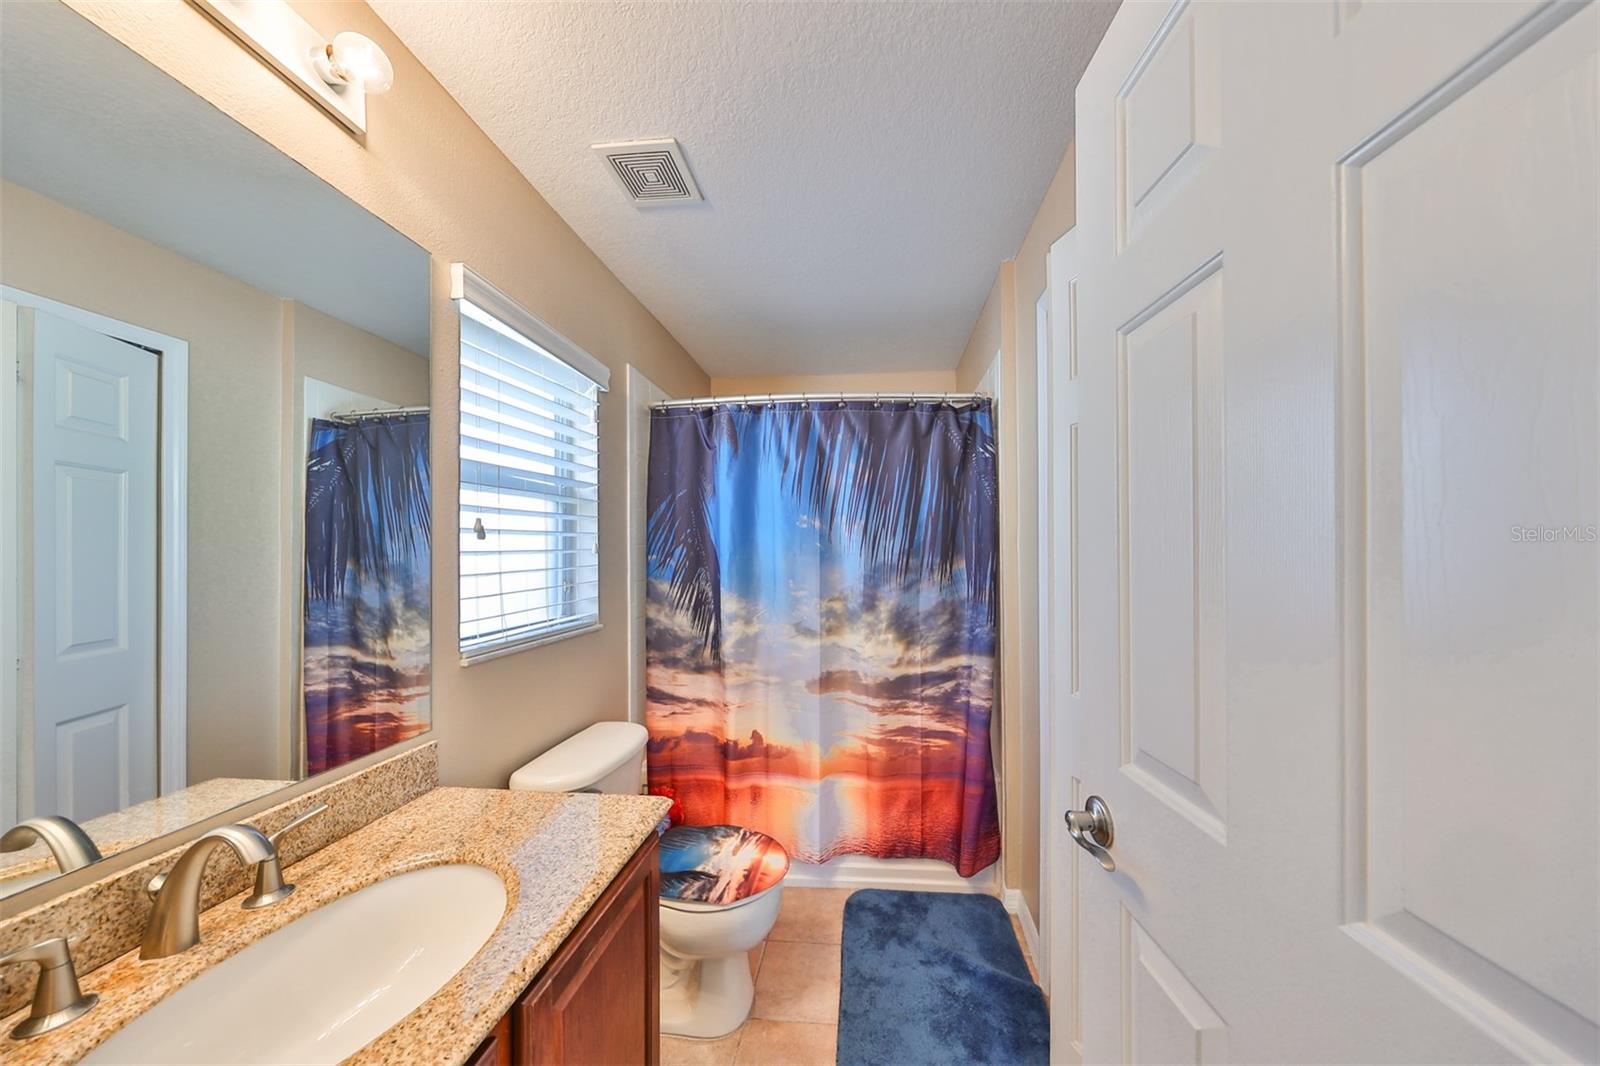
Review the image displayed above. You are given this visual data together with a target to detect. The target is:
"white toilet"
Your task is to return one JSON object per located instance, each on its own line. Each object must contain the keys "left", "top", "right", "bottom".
{"left": 510, "top": 722, "right": 789, "bottom": 1040}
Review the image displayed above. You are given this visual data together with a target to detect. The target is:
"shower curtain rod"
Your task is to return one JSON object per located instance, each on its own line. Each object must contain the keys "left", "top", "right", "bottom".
{"left": 651, "top": 391, "right": 990, "bottom": 410}
{"left": 327, "top": 404, "right": 430, "bottom": 422}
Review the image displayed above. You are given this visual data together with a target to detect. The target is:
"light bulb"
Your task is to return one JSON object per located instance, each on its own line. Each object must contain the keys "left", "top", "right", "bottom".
{"left": 313, "top": 32, "right": 394, "bottom": 95}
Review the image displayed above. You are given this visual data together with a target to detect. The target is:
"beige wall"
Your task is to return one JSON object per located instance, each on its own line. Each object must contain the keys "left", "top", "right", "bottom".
{"left": 709, "top": 369, "right": 959, "bottom": 395}
{"left": 956, "top": 270, "right": 1009, "bottom": 392}
{"left": 290, "top": 302, "right": 429, "bottom": 404}
{"left": 62, "top": 0, "right": 712, "bottom": 790}
{"left": 2, "top": 179, "right": 287, "bottom": 783}
{"left": 956, "top": 142, "right": 1076, "bottom": 919}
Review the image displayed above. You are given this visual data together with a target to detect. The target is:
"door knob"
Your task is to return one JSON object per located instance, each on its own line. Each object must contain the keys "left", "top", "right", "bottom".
{"left": 1065, "top": 795, "right": 1116, "bottom": 871}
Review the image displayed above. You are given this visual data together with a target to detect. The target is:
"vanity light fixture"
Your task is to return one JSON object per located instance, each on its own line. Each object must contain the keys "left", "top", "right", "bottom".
{"left": 188, "top": 1, "right": 394, "bottom": 135}
{"left": 311, "top": 32, "right": 395, "bottom": 96}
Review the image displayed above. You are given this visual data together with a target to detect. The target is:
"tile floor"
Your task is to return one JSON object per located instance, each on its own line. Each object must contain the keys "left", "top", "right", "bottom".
{"left": 659, "top": 888, "right": 1040, "bottom": 1066}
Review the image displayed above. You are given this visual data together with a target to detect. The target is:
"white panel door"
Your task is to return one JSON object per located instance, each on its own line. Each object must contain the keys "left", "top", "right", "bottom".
{"left": 1059, "top": 0, "right": 1598, "bottom": 1062}
{"left": 31, "top": 309, "right": 158, "bottom": 821}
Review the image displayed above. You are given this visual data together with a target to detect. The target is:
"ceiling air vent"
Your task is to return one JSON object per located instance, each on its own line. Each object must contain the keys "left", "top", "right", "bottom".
{"left": 592, "top": 138, "right": 702, "bottom": 205}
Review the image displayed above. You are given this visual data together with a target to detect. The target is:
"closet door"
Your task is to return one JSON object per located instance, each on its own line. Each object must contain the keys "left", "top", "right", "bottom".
{"left": 28, "top": 307, "right": 159, "bottom": 821}
{"left": 1062, "top": 1, "right": 1598, "bottom": 1061}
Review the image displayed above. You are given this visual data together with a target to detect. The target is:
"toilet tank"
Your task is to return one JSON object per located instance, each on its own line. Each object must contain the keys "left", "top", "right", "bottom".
{"left": 508, "top": 721, "right": 649, "bottom": 794}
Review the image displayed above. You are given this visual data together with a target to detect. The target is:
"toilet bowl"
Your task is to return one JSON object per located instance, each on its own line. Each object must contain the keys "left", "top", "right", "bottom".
{"left": 509, "top": 723, "right": 790, "bottom": 1039}
{"left": 658, "top": 878, "right": 784, "bottom": 1038}
{"left": 656, "top": 823, "right": 790, "bottom": 1038}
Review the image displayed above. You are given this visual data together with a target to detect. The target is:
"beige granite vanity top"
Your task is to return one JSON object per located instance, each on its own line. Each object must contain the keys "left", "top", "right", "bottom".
{"left": 5, "top": 787, "right": 671, "bottom": 1066}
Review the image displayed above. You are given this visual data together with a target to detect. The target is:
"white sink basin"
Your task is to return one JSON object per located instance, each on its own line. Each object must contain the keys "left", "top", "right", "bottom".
{"left": 86, "top": 863, "right": 506, "bottom": 1065}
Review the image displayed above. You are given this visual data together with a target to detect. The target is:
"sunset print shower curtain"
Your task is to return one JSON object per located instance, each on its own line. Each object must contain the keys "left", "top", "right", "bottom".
{"left": 303, "top": 413, "right": 432, "bottom": 775}
{"left": 645, "top": 400, "right": 1001, "bottom": 876}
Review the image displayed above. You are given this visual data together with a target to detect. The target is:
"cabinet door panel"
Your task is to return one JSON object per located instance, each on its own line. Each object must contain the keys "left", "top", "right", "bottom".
{"left": 514, "top": 836, "right": 660, "bottom": 1065}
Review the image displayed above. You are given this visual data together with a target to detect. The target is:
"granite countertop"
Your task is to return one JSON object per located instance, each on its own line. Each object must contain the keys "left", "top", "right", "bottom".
{"left": 4, "top": 787, "right": 671, "bottom": 1066}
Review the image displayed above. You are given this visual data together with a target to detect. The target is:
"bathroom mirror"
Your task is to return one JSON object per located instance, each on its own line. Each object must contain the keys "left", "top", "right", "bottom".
{"left": 0, "top": 3, "right": 432, "bottom": 899}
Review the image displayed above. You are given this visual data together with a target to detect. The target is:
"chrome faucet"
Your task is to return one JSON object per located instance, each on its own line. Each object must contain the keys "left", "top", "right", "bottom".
{"left": 0, "top": 937, "right": 98, "bottom": 1040}
{"left": 140, "top": 825, "right": 274, "bottom": 960}
{"left": 244, "top": 803, "right": 328, "bottom": 909}
{"left": 1, "top": 816, "right": 103, "bottom": 875}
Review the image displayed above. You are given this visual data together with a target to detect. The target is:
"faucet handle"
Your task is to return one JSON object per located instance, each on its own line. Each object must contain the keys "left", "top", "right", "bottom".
{"left": 139, "top": 825, "right": 273, "bottom": 960}
{"left": 244, "top": 803, "right": 328, "bottom": 910}
{"left": 0, "top": 937, "right": 98, "bottom": 1040}
{"left": 266, "top": 803, "right": 329, "bottom": 848}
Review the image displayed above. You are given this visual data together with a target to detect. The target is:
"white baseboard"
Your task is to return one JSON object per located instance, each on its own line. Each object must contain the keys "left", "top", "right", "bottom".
{"left": 1003, "top": 887, "right": 1048, "bottom": 992}
{"left": 783, "top": 855, "right": 998, "bottom": 893}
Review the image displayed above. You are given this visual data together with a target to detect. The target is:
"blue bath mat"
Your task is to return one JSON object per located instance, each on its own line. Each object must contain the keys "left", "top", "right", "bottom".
{"left": 838, "top": 889, "right": 1048, "bottom": 1066}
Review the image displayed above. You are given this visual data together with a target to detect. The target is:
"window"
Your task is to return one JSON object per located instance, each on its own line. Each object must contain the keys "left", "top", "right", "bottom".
{"left": 452, "top": 265, "right": 610, "bottom": 663}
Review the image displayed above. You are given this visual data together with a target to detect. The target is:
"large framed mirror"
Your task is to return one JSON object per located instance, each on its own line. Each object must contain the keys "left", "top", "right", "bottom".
{"left": 0, "top": 2, "right": 432, "bottom": 900}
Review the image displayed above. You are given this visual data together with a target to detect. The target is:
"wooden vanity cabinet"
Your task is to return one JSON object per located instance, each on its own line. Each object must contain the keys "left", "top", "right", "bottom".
{"left": 465, "top": 1015, "right": 512, "bottom": 1066}
{"left": 466, "top": 834, "right": 660, "bottom": 1066}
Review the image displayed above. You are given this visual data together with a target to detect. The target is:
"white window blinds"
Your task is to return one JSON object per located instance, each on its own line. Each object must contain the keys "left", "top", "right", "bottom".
{"left": 454, "top": 266, "right": 609, "bottom": 663}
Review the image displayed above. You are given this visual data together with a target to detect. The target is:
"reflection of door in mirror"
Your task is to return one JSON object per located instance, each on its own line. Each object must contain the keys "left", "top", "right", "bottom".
{"left": 29, "top": 310, "right": 156, "bottom": 822}
{"left": 2, "top": 294, "right": 186, "bottom": 835}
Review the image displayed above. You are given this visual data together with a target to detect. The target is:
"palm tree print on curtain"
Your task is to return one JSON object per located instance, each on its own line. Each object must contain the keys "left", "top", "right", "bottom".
{"left": 645, "top": 400, "right": 1001, "bottom": 876}
{"left": 303, "top": 413, "right": 432, "bottom": 775}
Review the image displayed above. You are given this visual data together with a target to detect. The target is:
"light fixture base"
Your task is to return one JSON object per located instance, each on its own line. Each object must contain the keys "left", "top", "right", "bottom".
{"left": 187, "top": 0, "right": 370, "bottom": 134}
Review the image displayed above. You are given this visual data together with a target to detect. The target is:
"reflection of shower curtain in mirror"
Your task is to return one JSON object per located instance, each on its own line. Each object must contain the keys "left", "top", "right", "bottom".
{"left": 645, "top": 401, "right": 1001, "bottom": 877}
{"left": 303, "top": 413, "right": 432, "bottom": 775}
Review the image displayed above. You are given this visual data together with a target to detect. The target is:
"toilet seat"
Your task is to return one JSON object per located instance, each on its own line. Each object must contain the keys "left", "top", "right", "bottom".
{"left": 658, "top": 824, "right": 790, "bottom": 908}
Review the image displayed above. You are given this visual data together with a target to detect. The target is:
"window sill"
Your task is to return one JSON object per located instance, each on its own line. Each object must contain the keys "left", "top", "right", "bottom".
{"left": 459, "top": 622, "right": 604, "bottom": 667}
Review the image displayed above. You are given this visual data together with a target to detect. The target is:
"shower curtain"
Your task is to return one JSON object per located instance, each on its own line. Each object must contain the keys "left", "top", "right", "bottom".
{"left": 303, "top": 412, "right": 432, "bottom": 775}
{"left": 645, "top": 400, "right": 1001, "bottom": 876}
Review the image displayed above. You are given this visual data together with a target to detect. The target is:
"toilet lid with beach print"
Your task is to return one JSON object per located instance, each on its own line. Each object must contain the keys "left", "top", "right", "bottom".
{"left": 658, "top": 825, "right": 790, "bottom": 906}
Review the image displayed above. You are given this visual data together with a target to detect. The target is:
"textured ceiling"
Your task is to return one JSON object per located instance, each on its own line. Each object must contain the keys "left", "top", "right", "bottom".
{"left": 370, "top": 1, "right": 1118, "bottom": 376}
